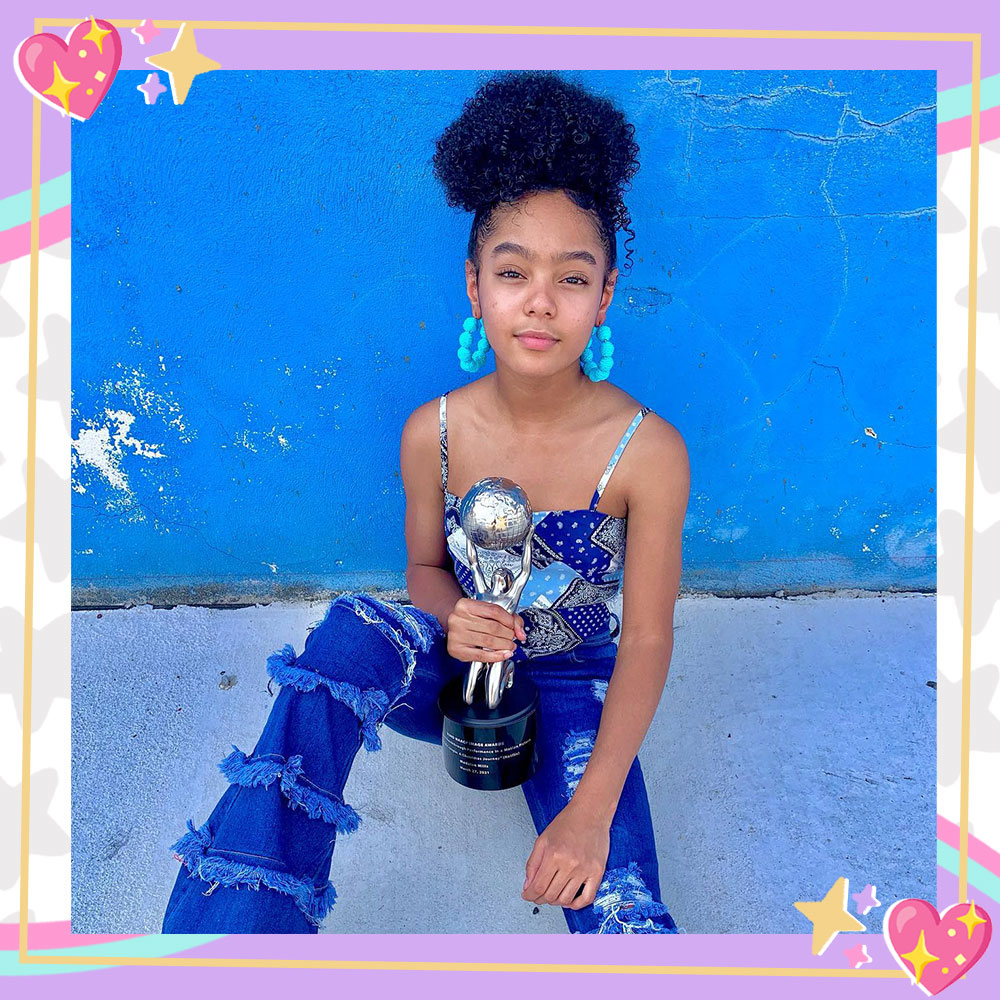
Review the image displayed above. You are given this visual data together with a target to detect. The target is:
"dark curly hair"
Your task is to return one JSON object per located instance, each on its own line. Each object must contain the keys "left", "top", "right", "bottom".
{"left": 431, "top": 71, "right": 641, "bottom": 280}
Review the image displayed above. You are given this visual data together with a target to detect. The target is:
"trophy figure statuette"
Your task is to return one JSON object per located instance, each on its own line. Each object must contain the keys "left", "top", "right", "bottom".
{"left": 438, "top": 476, "right": 541, "bottom": 790}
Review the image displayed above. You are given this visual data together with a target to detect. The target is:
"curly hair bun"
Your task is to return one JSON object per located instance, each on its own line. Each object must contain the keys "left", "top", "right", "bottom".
{"left": 432, "top": 71, "right": 640, "bottom": 271}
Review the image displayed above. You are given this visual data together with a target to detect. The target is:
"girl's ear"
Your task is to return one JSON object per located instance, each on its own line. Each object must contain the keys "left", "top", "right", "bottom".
{"left": 597, "top": 267, "right": 619, "bottom": 323}
{"left": 465, "top": 258, "right": 481, "bottom": 316}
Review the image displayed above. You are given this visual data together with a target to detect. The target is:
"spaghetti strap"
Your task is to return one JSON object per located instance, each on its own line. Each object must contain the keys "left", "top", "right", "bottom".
{"left": 439, "top": 392, "right": 450, "bottom": 493}
{"left": 589, "top": 406, "right": 652, "bottom": 510}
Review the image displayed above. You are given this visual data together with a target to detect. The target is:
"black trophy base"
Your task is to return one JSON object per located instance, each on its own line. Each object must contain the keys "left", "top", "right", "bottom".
{"left": 438, "top": 672, "right": 540, "bottom": 790}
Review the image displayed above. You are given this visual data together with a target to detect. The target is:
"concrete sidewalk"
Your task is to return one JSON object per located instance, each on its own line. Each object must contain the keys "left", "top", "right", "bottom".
{"left": 71, "top": 592, "right": 936, "bottom": 934}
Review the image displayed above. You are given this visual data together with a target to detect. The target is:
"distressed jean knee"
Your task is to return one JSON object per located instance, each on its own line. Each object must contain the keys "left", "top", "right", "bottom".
{"left": 583, "top": 862, "right": 679, "bottom": 934}
{"left": 266, "top": 592, "right": 445, "bottom": 751}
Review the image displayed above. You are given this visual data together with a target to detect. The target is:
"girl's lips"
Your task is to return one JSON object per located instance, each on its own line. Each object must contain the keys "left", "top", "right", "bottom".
{"left": 516, "top": 335, "right": 558, "bottom": 350}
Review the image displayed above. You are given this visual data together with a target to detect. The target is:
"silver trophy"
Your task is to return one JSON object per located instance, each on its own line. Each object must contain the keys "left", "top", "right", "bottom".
{"left": 438, "top": 476, "right": 540, "bottom": 789}
{"left": 459, "top": 477, "right": 535, "bottom": 710}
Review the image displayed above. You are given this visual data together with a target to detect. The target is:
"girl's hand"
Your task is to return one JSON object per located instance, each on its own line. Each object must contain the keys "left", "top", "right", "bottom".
{"left": 521, "top": 803, "right": 610, "bottom": 910}
{"left": 446, "top": 597, "right": 526, "bottom": 663}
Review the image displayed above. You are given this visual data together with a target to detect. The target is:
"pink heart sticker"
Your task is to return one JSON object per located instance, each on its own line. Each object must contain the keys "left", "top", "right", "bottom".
{"left": 883, "top": 898, "right": 992, "bottom": 996}
{"left": 13, "top": 16, "right": 122, "bottom": 121}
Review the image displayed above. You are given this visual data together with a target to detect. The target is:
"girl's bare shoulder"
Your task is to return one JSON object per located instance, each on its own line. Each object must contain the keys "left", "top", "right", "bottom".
{"left": 398, "top": 380, "right": 488, "bottom": 473}
{"left": 607, "top": 384, "right": 684, "bottom": 445}
{"left": 399, "top": 393, "right": 445, "bottom": 473}
{"left": 600, "top": 386, "right": 688, "bottom": 513}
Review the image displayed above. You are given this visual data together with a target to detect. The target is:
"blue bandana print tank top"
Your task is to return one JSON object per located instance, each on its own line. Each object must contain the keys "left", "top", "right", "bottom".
{"left": 439, "top": 390, "right": 651, "bottom": 660}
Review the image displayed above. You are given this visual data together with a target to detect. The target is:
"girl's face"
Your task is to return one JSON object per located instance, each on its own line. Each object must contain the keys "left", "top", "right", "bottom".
{"left": 465, "top": 189, "right": 617, "bottom": 377}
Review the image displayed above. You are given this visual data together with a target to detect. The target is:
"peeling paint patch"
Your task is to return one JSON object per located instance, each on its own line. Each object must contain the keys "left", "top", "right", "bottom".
{"left": 71, "top": 362, "right": 196, "bottom": 525}
{"left": 562, "top": 729, "right": 596, "bottom": 796}
{"left": 72, "top": 409, "right": 164, "bottom": 507}
{"left": 231, "top": 412, "right": 297, "bottom": 454}
{"left": 106, "top": 409, "right": 165, "bottom": 458}
{"left": 96, "top": 363, "right": 194, "bottom": 442}
{"left": 232, "top": 429, "right": 259, "bottom": 453}
{"left": 264, "top": 424, "right": 295, "bottom": 452}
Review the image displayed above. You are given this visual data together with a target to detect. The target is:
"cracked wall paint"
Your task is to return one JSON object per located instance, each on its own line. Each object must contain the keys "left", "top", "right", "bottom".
{"left": 70, "top": 70, "right": 936, "bottom": 602}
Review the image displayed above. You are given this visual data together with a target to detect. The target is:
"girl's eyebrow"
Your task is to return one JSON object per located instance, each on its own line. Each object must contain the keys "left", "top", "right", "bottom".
{"left": 490, "top": 241, "right": 598, "bottom": 267}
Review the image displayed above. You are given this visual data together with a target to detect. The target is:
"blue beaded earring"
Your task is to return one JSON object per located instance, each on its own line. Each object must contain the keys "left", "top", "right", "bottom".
{"left": 458, "top": 316, "right": 491, "bottom": 372}
{"left": 581, "top": 323, "right": 615, "bottom": 382}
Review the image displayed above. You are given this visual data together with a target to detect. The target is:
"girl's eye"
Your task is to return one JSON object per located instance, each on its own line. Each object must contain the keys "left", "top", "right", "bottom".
{"left": 497, "top": 270, "right": 589, "bottom": 285}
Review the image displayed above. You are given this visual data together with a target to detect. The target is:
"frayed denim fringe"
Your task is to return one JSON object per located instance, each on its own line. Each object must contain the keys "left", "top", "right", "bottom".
{"left": 265, "top": 644, "right": 390, "bottom": 751}
{"left": 581, "top": 898, "right": 679, "bottom": 934}
{"left": 218, "top": 747, "right": 362, "bottom": 834}
{"left": 169, "top": 820, "right": 337, "bottom": 927}
{"left": 319, "top": 594, "right": 439, "bottom": 684}
{"left": 581, "top": 861, "right": 679, "bottom": 935}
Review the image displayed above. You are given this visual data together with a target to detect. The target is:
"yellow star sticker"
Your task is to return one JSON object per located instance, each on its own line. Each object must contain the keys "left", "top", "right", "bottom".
{"left": 42, "top": 61, "right": 80, "bottom": 114}
{"left": 899, "top": 928, "right": 940, "bottom": 986}
{"left": 794, "top": 876, "right": 866, "bottom": 955}
{"left": 146, "top": 22, "right": 220, "bottom": 105}
{"left": 956, "top": 900, "right": 988, "bottom": 940}
{"left": 82, "top": 16, "right": 112, "bottom": 56}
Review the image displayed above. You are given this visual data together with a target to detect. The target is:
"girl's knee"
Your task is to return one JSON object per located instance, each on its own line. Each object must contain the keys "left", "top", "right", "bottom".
{"left": 330, "top": 592, "right": 443, "bottom": 653}
{"left": 265, "top": 592, "right": 443, "bottom": 752}
{"left": 310, "top": 593, "right": 441, "bottom": 676}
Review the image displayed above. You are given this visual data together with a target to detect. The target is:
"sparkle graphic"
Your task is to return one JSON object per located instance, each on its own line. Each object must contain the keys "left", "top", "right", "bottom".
{"left": 956, "top": 900, "right": 988, "bottom": 940}
{"left": 899, "top": 928, "right": 940, "bottom": 986}
{"left": 146, "top": 22, "right": 220, "bottom": 105}
{"left": 137, "top": 72, "right": 168, "bottom": 105}
{"left": 844, "top": 942, "right": 872, "bottom": 969}
{"left": 851, "top": 883, "right": 881, "bottom": 916}
{"left": 81, "top": 15, "right": 113, "bottom": 55}
{"left": 793, "top": 877, "right": 866, "bottom": 955}
{"left": 132, "top": 19, "right": 162, "bottom": 45}
{"left": 41, "top": 61, "right": 80, "bottom": 114}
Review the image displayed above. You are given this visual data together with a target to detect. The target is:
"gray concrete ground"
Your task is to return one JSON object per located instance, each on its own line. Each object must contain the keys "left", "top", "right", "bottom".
{"left": 71, "top": 593, "right": 936, "bottom": 934}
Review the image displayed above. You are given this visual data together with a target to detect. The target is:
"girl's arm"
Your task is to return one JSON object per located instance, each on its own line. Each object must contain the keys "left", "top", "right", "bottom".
{"left": 568, "top": 418, "right": 690, "bottom": 819}
{"left": 522, "top": 417, "right": 690, "bottom": 909}
{"left": 407, "top": 564, "right": 465, "bottom": 634}
{"left": 399, "top": 400, "right": 465, "bottom": 632}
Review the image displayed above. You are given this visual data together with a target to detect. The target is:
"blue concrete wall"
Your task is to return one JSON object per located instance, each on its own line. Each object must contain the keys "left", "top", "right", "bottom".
{"left": 70, "top": 70, "right": 936, "bottom": 603}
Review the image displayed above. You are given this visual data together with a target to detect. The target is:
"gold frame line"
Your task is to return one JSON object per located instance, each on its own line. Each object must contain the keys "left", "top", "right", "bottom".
{"left": 13, "top": 21, "right": 983, "bottom": 40}
{"left": 18, "top": 19, "right": 981, "bottom": 974}
{"left": 959, "top": 28, "right": 980, "bottom": 911}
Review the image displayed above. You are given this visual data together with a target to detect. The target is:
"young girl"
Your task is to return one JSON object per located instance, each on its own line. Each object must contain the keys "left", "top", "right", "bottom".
{"left": 161, "top": 70, "right": 689, "bottom": 935}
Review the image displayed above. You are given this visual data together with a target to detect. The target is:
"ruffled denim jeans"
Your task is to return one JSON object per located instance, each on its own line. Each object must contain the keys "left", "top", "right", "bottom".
{"left": 161, "top": 593, "right": 678, "bottom": 935}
